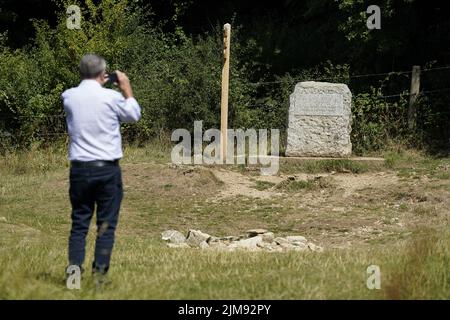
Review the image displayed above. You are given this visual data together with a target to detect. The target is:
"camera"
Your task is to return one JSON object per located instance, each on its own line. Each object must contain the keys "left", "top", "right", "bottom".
{"left": 106, "top": 72, "right": 118, "bottom": 85}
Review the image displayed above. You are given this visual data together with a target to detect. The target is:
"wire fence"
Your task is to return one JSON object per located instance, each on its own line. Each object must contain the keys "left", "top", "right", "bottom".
{"left": 246, "top": 65, "right": 450, "bottom": 86}
{"left": 1, "top": 65, "right": 449, "bottom": 139}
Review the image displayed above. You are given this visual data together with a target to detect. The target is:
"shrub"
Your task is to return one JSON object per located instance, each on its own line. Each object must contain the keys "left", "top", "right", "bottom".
{"left": 0, "top": 0, "right": 258, "bottom": 148}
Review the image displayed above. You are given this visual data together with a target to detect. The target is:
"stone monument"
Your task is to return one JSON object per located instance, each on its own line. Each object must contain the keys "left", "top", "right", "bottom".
{"left": 286, "top": 81, "right": 352, "bottom": 157}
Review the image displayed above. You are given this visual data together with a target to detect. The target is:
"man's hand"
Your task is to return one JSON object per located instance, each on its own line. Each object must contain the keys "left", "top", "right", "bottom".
{"left": 115, "top": 70, "right": 133, "bottom": 99}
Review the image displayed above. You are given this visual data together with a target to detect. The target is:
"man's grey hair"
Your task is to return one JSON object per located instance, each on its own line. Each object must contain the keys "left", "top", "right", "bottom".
{"left": 79, "top": 54, "right": 106, "bottom": 79}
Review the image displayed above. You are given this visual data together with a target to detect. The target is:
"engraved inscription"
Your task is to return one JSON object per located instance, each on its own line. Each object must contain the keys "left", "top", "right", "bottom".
{"left": 294, "top": 93, "right": 343, "bottom": 116}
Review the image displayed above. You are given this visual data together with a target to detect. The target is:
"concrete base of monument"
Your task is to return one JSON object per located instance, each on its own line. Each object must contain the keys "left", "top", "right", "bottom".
{"left": 246, "top": 155, "right": 385, "bottom": 165}
{"left": 174, "top": 155, "right": 384, "bottom": 168}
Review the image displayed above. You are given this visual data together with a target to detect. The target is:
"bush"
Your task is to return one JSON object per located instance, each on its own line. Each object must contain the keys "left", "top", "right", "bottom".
{"left": 351, "top": 86, "right": 413, "bottom": 155}
{"left": 1, "top": 0, "right": 446, "bottom": 156}
{"left": 0, "top": 0, "right": 260, "bottom": 148}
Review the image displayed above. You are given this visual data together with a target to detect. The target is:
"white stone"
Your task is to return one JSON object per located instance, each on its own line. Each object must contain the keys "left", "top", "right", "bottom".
{"left": 292, "top": 244, "right": 308, "bottom": 251}
{"left": 273, "top": 237, "right": 289, "bottom": 245}
{"left": 307, "top": 242, "right": 324, "bottom": 252}
{"left": 220, "top": 236, "right": 240, "bottom": 242}
{"left": 199, "top": 241, "right": 209, "bottom": 249}
{"left": 161, "top": 230, "right": 186, "bottom": 244}
{"left": 246, "top": 228, "right": 268, "bottom": 237}
{"left": 229, "top": 236, "right": 263, "bottom": 250}
{"left": 261, "top": 232, "right": 275, "bottom": 242}
{"left": 286, "top": 81, "right": 352, "bottom": 157}
{"left": 257, "top": 241, "right": 282, "bottom": 252}
{"left": 162, "top": 230, "right": 324, "bottom": 253}
{"left": 186, "top": 229, "right": 211, "bottom": 247}
{"left": 207, "top": 236, "right": 220, "bottom": 243}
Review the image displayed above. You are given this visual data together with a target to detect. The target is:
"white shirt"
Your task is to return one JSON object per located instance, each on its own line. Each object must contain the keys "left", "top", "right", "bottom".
{"left": 62, "top": 79, "right": 141, "bottom": 161}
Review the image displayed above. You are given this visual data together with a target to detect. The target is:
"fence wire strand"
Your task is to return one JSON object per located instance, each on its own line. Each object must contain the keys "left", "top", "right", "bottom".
{"left": 247, "top": 65, "right": 450, "bottom": 86}
{"left": 1, "top": 66, "right": 449, "bottom": 125}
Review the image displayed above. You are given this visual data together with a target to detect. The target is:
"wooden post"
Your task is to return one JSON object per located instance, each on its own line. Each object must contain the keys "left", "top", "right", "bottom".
{"left": 408, "top": 65, "right": 421, "bottom": 130}
{"left": 221, "top": 23, "right": 231, "bottom": 162}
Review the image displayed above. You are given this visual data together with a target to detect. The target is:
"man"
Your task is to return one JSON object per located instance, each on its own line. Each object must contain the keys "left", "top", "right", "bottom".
{"left": 62, "top": 53, "right": 141, "bottom": 283}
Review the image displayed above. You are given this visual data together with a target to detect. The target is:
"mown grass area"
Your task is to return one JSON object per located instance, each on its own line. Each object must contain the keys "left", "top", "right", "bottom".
{"left": 0, "top": 143, "right": 449, "bottom": 299}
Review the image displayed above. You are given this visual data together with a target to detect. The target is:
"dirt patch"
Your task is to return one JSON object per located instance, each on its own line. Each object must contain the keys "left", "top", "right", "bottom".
{"left": 210, "top": 168, "right": 400, "bottom": 200}
{"left": 122, "top": 163, "right": 222, "bottom": 197}
{"left": 202, "top": 167, "right": 450, "bottom": 249}
{"left": 332, "top": 171, "right": 400, "bottom": 198}
{"left": 211, "top": 168, "right": 284, "bottom": 199}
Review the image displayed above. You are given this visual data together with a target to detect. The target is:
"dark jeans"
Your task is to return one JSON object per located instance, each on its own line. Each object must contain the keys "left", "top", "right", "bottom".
{"left": 68, "top": 165, "right": 123, "bottom": 272}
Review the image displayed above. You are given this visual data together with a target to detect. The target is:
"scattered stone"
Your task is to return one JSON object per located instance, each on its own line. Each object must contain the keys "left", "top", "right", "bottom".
{"left": 163, "top": 229, "right": 323, "bottom": 253}
{"left": 199, "top": 241, "right": 209, "bottom": 249}
{"left": 257, "top": 241, "right": 282, "bottom": 252}
{"left": 292, "top": 244, "right": 308, "bottom": 251}
{"left": 0, "top": 216, "right": 7, "bottom": 223}
{"left": 186, "top": 229, "right": 211, "bottom": 247}
{"left": 256, "top": 241, "right": 270, "bottom": 249}
{"left": 246, "top": 229, "right": 268, "bottom": 237}
{"left": 279, "top": 241, "right": 308, "bottom": 251}
{"left": 274, "top": 237, "right": 289, "bottom": 245}
{"left": 230, "top": 236, "right": 263, "bottom": 250}
{"left": 207, "top": 236, "right": 220, "bottom": 243}
{"left": 270, "top": 246, "right": 283, "bottom": 252}
{"left": 219, "top": 235, "right": 240, "bottom": 242}
{"left": 307, "top": 242, "right": 324, "bottom": 252}
{"left": 161, "top": 230, "right": 186, "bottom": 244}
{"left": 261, "top": 232, "right": 275, "bottom": 242}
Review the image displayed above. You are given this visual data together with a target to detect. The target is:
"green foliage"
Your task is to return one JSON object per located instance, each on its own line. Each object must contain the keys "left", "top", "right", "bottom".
{"left": 0, "top": 0, "right": 259, "bottom": 150}
{"left": 351, "top": 87, "right": 412, "bottom": 154}
{"left": 0, "top": 0, "right": 448, "bottom": 155}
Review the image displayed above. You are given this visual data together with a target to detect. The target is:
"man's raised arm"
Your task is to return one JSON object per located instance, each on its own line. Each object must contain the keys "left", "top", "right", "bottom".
{"left": 114, "top": 70, "right": 141, "bottom": 123}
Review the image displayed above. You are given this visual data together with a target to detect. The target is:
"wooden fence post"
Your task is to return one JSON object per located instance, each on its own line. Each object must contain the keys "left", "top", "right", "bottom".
{"left": 221, "top": 23, "right": 231, "bottom": 162}
{"left": 408, "top": 65, "right": 421, "bottom": 130}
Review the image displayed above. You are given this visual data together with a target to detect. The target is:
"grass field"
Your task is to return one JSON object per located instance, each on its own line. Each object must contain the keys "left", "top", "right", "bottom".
{"left": 0, "top": 143, "right": 449, "bottom": 299}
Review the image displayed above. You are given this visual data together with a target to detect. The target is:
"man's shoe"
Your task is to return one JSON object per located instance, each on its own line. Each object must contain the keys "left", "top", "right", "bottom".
{"left": 92, "top": 262, "right": 111, "bottom": 290}
{"left": 93, "top": 272, "right": 111, "bottom": 290}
